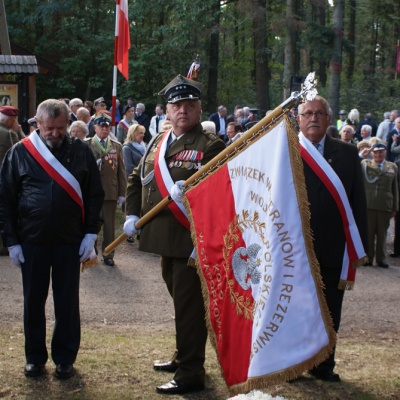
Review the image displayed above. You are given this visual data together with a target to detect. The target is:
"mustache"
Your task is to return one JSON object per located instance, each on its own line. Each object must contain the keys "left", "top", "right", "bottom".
{"left": 307, "top": 122, "right": 320, "bottom": 128}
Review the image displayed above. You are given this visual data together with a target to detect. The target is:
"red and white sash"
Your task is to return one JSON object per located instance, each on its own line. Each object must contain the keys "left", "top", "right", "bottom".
{"left": 118, "top": 119, "right": 130, "bottom": 131}
{"left": 22, "top": 132, "right": 84, "bottom": 221}
{"left": 299, "top": 132, "right": 367, "bottom": 288}
{"left": 153, "top": 130, "right": 190, "bottom": 229}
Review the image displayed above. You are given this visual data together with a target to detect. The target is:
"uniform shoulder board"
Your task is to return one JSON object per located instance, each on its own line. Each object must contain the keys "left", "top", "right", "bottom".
{"left": 203, "top": 130, "right": 220, "bottom": 141}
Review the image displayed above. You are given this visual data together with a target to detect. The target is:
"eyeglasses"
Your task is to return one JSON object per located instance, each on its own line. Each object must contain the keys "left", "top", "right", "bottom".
{"left": 299, "top": 111, "right": 328, "bottom": 119}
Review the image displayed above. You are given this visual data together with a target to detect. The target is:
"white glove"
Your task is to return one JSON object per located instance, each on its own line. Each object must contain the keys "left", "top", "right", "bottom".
{"left": 117, "top": 196, "right": 125, "bottom": 206}
{"left": 170, "top": 180, "right": 185, "bottom": 204}
{"left": 123, "top": 215, "right": 140, "bottom": 236}
{"left": 8, "top": 245, "right": 25, "bottom": 267}
{"left": 79, "top": 233, "right": 97, "bottom": 262}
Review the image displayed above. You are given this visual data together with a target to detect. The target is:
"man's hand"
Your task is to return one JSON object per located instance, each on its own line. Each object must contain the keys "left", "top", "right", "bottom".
{"left": 79, "top": 234, "right": 97, "bottom": 262}
{"left": 117, "top": 196, "right": 125, "bottom": 207}
{"left": 170, "top": 180, "right": 185, "bottom": 204}
{"left": 8, "top": 245, "right": 25, "bottom": 267}
{"left": 123, "top": 215, "right": 140, "bottom": 236}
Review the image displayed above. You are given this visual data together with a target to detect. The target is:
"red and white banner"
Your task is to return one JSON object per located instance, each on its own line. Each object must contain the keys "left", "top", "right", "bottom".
{"left": 184, "top": 120, "right": 335, "bottom": 394}
{"left": 115, "top": 0, "right": 130, "bottom": 80}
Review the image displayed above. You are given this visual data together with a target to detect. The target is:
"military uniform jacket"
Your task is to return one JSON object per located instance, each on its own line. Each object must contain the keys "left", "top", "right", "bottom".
{"left": 85, "top": 136, "right": 127, "bottom": 201}
{"left": 0, "top": 123, "right": 18, "bottom": 164}
{"left": 361, "top": 159, "right": 398, "bottom": 212}
{"left": 126, "top": 122, "right": 225, "bottom": 258}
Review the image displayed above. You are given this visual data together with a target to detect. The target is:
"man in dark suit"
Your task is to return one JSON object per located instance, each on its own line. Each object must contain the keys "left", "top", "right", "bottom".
{"left": 135, "top": 103, "right": 151, "bottom": 143}
{"left": 124, "top": 75, "right": 225, "bottom": 394}
{"left": 208, "top": 105, "right": 227, "bottom": 141}
{"left": 297, "top": 96, "right": 368, "bottom": 382}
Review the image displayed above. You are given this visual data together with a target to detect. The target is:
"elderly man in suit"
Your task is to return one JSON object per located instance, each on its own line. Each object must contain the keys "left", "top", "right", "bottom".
{"left": 85, "top": 112, "right": 126, "bottom": 267}
{"left": 209, "top": 105, "right": 227, "bottom": 141}
{"left": 297, "top": 96, "right": 368, "bottom": 382}
{"left": 123, "top": 74, "right": 225, "bottom": 394}
{"left": 362, "top": 143, "right": 398, "bottom": 268}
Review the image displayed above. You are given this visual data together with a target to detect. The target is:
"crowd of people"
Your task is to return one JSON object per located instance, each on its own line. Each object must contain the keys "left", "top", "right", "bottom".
{"left": 0, "top": 81, "right": 397, "bottom": 395}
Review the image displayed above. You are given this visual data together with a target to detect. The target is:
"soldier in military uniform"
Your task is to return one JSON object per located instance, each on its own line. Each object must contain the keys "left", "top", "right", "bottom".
{"left": 362, "top": 142, "right": 398, "bottom": 268}
{"left": 85, "top": 112, "right": 126, "bottom": 267}
{"left": 124, "top": 75, "right": 225, "bottom": 394}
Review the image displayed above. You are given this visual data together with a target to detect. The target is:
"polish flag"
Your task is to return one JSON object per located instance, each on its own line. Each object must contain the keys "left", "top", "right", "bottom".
{"left": 183, "top": 120, "right": 336, "bottom": 395}
{"left": 115, "top": 0, "right": 130, "bottom": 80}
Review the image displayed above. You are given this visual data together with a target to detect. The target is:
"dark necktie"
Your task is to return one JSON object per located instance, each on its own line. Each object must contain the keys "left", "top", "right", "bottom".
{"left": 100, "top": 139, "right": 106, "bottom": 148}
{"left": 156, "top": 116, "right": 160, "bottom": 133}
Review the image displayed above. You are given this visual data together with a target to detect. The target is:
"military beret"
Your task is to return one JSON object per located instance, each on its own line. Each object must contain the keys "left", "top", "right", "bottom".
{"left": 123, "top": 105, "right": 134, "bottom": 115}
{"left": 158, "top": 74, "right": 202, "bottom": 104}
{"left": 0, "top": 105, "right": 19, "bottom": 116}
{"left": 93, "top": 111, "right": 111, "bottom": 126}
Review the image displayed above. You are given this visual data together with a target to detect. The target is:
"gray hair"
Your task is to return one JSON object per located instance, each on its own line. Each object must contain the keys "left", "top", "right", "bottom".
{"left": 69, "top": 120, "right": 89, "bottom": 136}
{"left": 0, "top": 112, "right": 10, "bottom": 122}
{"left": 36, "top": 99, "right": 69, "bottom": 123}
{"left": 136, "top": 103, "right": 145, "bottom": 112}
{"left": 384, "top": 112, "right": 391, "bottom": 119}
{"left": 298, "top": 95, "right": 330, "bottom": 114}
{"left": 69, "top": 98, "right": 83, "bottom": 107}
{"left": 361, "top": 124, "right": 372, "bottom": 134}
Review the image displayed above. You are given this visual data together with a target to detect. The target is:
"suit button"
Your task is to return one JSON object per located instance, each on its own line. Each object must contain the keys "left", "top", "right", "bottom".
{"left": 149, "top": 201, "right": 153, "bottom": 205}
{"left": 151, "top": 188, "right": 155, "bottom": 192}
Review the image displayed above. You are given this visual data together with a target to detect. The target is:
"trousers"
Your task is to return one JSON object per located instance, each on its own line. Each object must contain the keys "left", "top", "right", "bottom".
{"left": 21, "top": 243, "right": 81, "bottom": 365}
{"left": 161, "top": 256, "right": 207, "bottom": 385}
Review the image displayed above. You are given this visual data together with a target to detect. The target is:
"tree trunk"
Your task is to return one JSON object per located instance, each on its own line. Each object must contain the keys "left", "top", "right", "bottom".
{"left": 328, "top": 0, "right": 345, "bottom": 121}
{"left": 207, "top": 1, "right": 221, "bottom": 114}
{"left": 317, "top": 0, "right": 328, "bottom": 86}
{"left": 283, "top": 0, "right": 297, "bottom": 99}
{"left": 347, "top": 0, "right": 356, "bottom": 79}
{"left": 253, "top": 0, "right": 269, "bottom": 112}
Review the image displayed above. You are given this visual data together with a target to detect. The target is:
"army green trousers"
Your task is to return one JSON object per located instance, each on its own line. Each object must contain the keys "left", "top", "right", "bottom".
{"left": 367, "top": 209, "right": 391, "bottom": 263}
{"left": 161, "top": 256, "right": 207, "bottom": 385}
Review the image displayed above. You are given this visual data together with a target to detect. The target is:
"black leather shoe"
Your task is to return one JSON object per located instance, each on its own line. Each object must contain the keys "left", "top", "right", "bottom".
{"left": 363, "top": 262, "right": 372, "bottom": 267}
{"left": 55, "top": 364, "right": 74, "bottom": 379}
{"left": 309, "top": 369, "right": 340, "bottom": 382}
{"left": 126, "top": 236, "right": 135, "bottom": 243}
{"left": 24, "top": 363, "right": 45, "bottom": 377}
{"left": 390, "top": 253, "right": 399, "bottom": 258}
{"left": 104, "top": 259, "right": 115, "bottom": 267}
{"left": 377, "top": 262, "right": 389, "bottom": 268}
{"left": 156, "top": 380, "right": 204, "bottom": 394}
{"left": 153, "top": 360, "right": 178, "bottom": 373}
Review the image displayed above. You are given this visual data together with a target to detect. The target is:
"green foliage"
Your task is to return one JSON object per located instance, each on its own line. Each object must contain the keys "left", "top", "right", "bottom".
{"left": 3, "top": 0, "right": 400, "bottom": 115}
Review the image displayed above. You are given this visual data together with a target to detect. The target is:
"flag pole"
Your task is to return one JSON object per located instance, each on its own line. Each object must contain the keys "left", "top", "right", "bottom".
{"left": 111, "top": 0, "right": 120, "bottom": 133}
{"left": 104, "top": 72, "right": 318, "bottom": 256}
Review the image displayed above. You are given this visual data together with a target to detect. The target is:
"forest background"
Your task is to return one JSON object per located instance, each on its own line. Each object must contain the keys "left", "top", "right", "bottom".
{"left": 4, "top": 0, "right": 400, "bottom": 120}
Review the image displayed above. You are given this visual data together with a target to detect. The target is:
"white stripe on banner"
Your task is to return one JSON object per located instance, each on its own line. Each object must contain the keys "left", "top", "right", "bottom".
{"left": 227, "top": 122, "right": 329, "bottom": 377}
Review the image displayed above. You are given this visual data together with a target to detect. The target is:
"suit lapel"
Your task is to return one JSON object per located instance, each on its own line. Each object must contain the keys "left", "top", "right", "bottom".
{"left": 323, "top": 134, "right": 340, "bottom": 169}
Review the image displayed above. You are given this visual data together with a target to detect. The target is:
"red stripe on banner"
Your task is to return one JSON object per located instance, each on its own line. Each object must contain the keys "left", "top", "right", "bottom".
{"left": 153, "top": 133, "right": 190, "bottom": 230}
{"left": 186, "top": 164, "right": 253, "bottom": 386}
{"left": 22, "top": 138, "right": 85, "bottom": 222}
{"left": 300, "top": 146, "right": 357, "bottom": 280}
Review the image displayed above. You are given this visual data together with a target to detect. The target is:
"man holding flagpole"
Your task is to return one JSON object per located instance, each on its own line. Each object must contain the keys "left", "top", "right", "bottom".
{"left": 0, "top": 99, "right": 104, "bottom": 379}
{"left": 124, "top": 75, "right": 225, "bottom": 394}
{"left": 297, "top": 95, "right": 368, "bottom": 382}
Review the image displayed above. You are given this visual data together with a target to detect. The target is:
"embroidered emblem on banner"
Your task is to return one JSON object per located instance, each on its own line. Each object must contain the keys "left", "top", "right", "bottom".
{"left": 223, "top": 210, "right": 266, "bottom": 320}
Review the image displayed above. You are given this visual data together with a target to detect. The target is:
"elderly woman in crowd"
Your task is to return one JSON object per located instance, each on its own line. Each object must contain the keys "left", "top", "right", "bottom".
{"left": 69, "top": 120, "right": 88, "bottom": 140}
{"left": 117, "top": 105, "right": 138, "bottom": 144}
{"left": 122, "top": 124, "right": 146, "bottom": 243}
